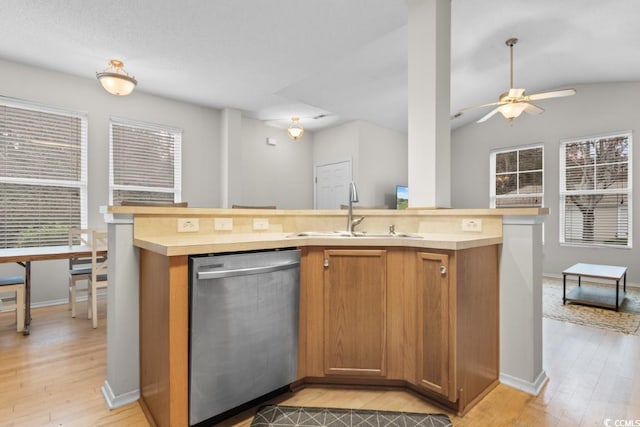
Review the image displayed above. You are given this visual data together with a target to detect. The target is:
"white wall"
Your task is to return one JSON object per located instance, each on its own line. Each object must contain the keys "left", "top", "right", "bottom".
{"left": 0, "top": 59, "right": 407, "bottom": 304}
{"left": 0, "top": 59, "right": 221, "bottom": 304}
{"left": 313, "top": 121, "right": 360, "bottom": 173}
{"left": 238, "top": 118, "right": 314, "bottom": 209}
{"left": 359, "top": 121, "right": 408, "bottom": 207}
{"left": 451, "top": 81, "right": 640, "bottom": 282}
{"left": 313, "top": 120, "right": 408, "bottom": 207}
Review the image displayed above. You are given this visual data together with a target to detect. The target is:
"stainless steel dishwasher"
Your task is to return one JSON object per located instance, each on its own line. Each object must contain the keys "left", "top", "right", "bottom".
{"left": 188, "top": 248, "right": 300, "bottom": 426}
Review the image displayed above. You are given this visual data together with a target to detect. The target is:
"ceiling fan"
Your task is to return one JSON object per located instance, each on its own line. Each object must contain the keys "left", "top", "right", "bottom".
{"left": 453, "top": 38, "right": 576, "bottom": 123}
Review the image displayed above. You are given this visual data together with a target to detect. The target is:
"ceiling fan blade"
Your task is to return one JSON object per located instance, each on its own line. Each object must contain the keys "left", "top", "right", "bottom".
{"left": 523, "top": 103, "right": 544, "bottom": 115}
{"left": 526, "top": 88, "right": 576, "bottom": 101}
{"left": 460, "top": 100, "right": 504, "bottom": 112}
{"left": 476, "top": 107, "right": 502, "bottom": 123}
{"left": 507, "top": 88, "right": 526, "bottom": 99}
{"left": 452, "top": 101, "right": 505, "bottom": 119}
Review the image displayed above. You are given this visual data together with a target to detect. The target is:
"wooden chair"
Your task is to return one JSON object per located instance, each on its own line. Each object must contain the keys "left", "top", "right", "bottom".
{"left": 0, "top": 276, "right": 25, "bottom": 332}
{"left": 68, "top": 228, "right": 93, "bottom": 318}
{"left": 87, "top": 230, "right": 108, "bottom": 328}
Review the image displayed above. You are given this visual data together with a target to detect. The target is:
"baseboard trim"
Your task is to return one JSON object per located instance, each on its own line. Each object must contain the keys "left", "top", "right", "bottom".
{"left": 31, "top": 297, "right": 76, "bottom": 308}
{"left": 101, "top": 380, "right": 140, "bottom": 409}
{"left": 499, "top": 370, "right": 548, "bottom": 396}
{"left": 30, "top": 292, "right": 107, "bottom": 309}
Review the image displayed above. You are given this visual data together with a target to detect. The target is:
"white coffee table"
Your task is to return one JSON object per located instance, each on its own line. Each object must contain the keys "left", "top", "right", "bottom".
{"left": 562, "top": 263, "right": 627, "bottom": 311}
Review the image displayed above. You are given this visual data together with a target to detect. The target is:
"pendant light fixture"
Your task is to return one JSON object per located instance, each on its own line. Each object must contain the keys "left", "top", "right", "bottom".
{"left": 96, "top": 59, "right": 137, "bottom": 96}
{"left": 287, "top": 116, "right": 304, "bottom": 140}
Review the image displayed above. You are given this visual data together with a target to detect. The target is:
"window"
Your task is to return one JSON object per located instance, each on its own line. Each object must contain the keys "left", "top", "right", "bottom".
{"left": 560, "top": 132, "right": 632, "bottom": 248}
{"left": 490, "top": 144, "right": 543, "bottom": 208}
{"left": 109, "top": 118, "right": 182, "bottom": 205}
{"left": 0, "top": 97, "right": 87, "bottom": 248}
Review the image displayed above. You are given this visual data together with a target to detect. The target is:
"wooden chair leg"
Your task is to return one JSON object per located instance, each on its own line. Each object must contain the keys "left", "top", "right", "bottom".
{"left": 16, "top": 286, "right": 25, "bottom": 333}
{"left": 87, "top": 281, "right": 93, "bottom": 321}
{"left": 70, "top": 280, "right": 77, "bottom": 318}
{"left": 88, "top": 280, "right": 98, "bottom": 329}
{"left": 91, "top": 285, "right": 98, "bottom": 329}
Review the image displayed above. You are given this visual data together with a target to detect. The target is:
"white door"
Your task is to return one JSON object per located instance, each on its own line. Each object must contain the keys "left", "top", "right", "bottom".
{"left": 315, "top": 160, "right": 352, "bottom": 209}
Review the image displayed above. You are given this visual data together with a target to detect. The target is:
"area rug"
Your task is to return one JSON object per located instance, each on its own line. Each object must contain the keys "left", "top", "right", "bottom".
{"left": 543, "top": 278, "right": 640, "bottom": 335}
{"left": 250, "top": 404, "right": 452, "bottom": 427}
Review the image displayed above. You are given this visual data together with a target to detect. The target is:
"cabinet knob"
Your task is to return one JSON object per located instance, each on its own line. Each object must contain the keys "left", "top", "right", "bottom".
{"left": 323, "top": 259, "right": 329, "bottom": 268}
{"left": 440, "top": 265, "right": 447, "bottom": 275}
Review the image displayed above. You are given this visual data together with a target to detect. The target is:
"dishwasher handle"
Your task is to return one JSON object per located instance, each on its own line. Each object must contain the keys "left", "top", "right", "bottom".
{"left": 197, "top": 260, "right": 300, "bottom": 280}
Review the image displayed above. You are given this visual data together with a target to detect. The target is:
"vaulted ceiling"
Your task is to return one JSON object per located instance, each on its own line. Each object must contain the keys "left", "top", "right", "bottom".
{"left": 1, "top": 0, "right": 639, "bottom": 132}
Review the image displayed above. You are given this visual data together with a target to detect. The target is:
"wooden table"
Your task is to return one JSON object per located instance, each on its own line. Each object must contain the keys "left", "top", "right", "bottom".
{"left": 0, "top": 245, "right": 106, "bottom": 335}
{"left": 562, "top": 263, "right": 628, "bottom": 311}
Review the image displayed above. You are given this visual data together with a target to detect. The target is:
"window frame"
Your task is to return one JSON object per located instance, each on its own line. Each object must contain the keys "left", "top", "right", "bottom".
{"left": 559, "top": 131, "right": 633, "bottom": 249}
{"left": 489, "top": 143, "right": 544, "bottom": 208}
{"left": 108, "top": 116, "right": 182, "bottom": 206}
{"left": 0, "top": 96, "right": 87, "bottom": 248}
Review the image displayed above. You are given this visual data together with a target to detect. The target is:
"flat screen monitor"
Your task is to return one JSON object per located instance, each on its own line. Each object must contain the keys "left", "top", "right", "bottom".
{"left": 396, "top": 185, "right": 408, "bottom": 210}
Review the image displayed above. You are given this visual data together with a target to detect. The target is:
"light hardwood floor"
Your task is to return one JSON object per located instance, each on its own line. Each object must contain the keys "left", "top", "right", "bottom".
{"left": 1, "top": 301, "right": 639, "bottom": 426}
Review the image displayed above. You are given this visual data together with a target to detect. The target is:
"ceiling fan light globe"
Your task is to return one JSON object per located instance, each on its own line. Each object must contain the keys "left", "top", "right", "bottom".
{"left": 498, "top": 102, "right": 528, "bottom": 120}
{"left": 287, "top": 117, "right": 304, "bottom": 140}
{"left": 287, "top": 127, "right": 304, "bottom": 140}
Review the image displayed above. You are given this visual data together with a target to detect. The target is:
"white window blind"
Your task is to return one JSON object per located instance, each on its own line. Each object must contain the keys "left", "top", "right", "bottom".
{"left": 560, "top": 132, "right": 632, "bottom": 248}
{"left": 109, "top": 118, "right": 182, "bottom": 205}
{"left": 0, "top": 97, "right": 87, "bottom": 248}
{"left": 490, "top": 144, "right": 543, "bottom": 208}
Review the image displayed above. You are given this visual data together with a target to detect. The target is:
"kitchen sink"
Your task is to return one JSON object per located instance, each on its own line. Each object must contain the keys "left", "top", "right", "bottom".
{"left": 352, "top": 231, "right": 423, "bottom": 238}
{"left": 289, "top": 231, "right": 423, "bottom": 239}
{"left": 289, "top": 231, "right": 352, "bottom": 237}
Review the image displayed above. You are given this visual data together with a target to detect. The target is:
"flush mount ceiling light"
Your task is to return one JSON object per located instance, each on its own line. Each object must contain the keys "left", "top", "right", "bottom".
{"left": 287, "top": 116, "right": 304, "bottom": 140}
{"left": 96, "top": 59, "right": 137, "bottom": 96}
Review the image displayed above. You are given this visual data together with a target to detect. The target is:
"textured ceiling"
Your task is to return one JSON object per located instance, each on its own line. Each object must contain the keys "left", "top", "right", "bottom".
{"left": 1, "top": 0, "right": 639, "bottom": 132}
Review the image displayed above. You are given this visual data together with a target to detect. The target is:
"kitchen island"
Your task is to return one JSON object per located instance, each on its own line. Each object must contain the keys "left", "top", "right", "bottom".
{"left": 103, "top": 207, "right": 547, "bottom": 427}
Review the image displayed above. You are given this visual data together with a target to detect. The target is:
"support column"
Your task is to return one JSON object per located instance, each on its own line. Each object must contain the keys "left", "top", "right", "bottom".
{"left": 407, "top": 0, "right": 451, "bottom": 208}
{"left": 499, "top": 215, "right": 548, "bottom": 395}
{"left": 220, "top": 108, "right": 243, "bottom": 208}
{"left": 102, "top": 214, "right": 141, "bottom": 408}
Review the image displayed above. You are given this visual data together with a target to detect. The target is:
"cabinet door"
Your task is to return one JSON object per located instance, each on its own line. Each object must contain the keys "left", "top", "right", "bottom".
{"left": 323, "top": 249, "right": 387, "bottom": 377}
{"left": 416, "top": 252, "right": 455, "bottom": 401}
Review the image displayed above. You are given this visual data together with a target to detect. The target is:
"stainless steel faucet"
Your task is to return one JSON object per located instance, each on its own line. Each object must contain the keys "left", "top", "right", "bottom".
{"left": 347, "top": 181, "right": 364, "bottom": 235}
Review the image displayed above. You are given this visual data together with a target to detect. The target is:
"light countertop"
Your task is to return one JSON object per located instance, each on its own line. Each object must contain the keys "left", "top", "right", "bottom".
{"left": 134, "top": 232, "right": 503, "bottom": 256}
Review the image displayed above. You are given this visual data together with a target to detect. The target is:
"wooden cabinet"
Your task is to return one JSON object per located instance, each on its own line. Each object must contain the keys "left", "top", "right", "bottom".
{"left": 139, "top": 249, "right": 189, "bottom": 427}
{"left": 323, "top": 249, "right": 387, "bottom": 377}
{"left": 411, "top": 246, "right": 500, "bottom": 413}
{"left": 415, "top": 252, "right": 453, "bottom": 399}
{"left": 299, "top": 247, "right": 406, "bottom": 381}
{"left": 450, "top": 245, "right": 500, "bottom": 413}
{"left": 299, "top": 245, "right": 499, "bottom": 415}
